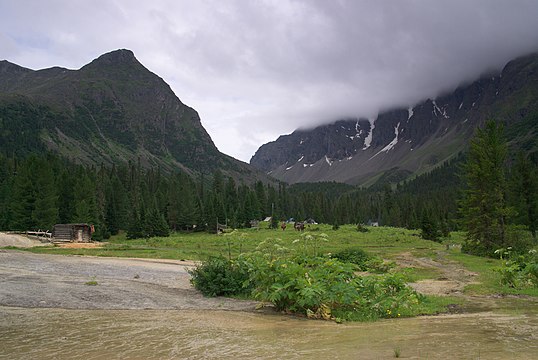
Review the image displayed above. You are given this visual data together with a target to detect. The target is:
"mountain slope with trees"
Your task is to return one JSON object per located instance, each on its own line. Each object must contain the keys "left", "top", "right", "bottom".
{"left": 0, "top": 49, "right": 268, "bottom": 183}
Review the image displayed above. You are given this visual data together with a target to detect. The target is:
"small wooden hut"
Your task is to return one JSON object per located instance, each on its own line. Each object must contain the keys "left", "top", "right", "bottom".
{"left": 52, "top": 223, "right": 93, "bottom": 242}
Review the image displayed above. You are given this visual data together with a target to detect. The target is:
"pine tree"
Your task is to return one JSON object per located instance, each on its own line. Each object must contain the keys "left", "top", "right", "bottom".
{"left": 56, "top": 169, "right": 75, "bottom": 224}
{"left": 9, "top": 160, "right": 36, "bottom": 230}
{"left": 72, "top": 175, "right": 97, "bottom": 224}
{"left": 512, "top": 152, "right": 538, "bottom": 239}
{"left": 32, "top": 164, "right": 58, "bottom": 230}
{"left": 0, "top": 155, "right": 14, "bottom": 229}
{"left": 420, "top": 211, "right": 440, "bottom": 242}
{"left": 127, "top": 207, "right": 144, "bottom": 239}
{"left": 177, "top": 184, "right": 198, "bottom": 230}
{"left": 461, "top": 121, "right": 512, "bottom": 256}
{"left": 254, "top": 181, "right": 267, "bottom": 216}
{"left": 145, "top": 199, "right": 169, "bottom": 237}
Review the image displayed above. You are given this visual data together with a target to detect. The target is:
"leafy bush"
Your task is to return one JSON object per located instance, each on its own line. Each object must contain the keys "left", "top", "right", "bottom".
{"left": 343, "top": 273, "right": 422, "bottom": 321}
{"left": 331, "top": 247, "right": 394, "bottom": 273}
{"left": 331, "top": 248, "right": 371, "bottom": 270}
{"left": 504, "top": 225, "right": 535, "bottom": 255}
{"left": 246, "top": 254, "right": 358, "bottom": 317}
{"left": 356, "top": 224, "right": 369, "bottom": 232}
{"left": 189, "top": 236, "right": 424, "bottom": 322}
{"left": 188, "top": 256, "right": 251, "bottom": 297}
{"left": 494, "top": 248, "right": 538, "bottom": 288}
{"left": 364, "top": 257, "right": 396, "bottom": 273}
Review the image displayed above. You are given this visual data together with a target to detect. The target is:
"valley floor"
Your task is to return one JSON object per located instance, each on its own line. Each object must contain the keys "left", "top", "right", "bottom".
{"left": 1, "top": 232, "right": 537, "bottom": 359}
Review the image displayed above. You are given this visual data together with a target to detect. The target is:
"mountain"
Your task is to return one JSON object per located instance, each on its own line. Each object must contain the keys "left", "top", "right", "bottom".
{"left": 0, "top": 49, "right": 268, "bottom": 183}
{"left": 250, "top": 53, "right": 538, "bottom": 185}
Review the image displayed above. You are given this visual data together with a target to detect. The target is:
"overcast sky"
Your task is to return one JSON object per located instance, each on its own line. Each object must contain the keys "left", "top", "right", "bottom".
{"left": 1, "top": 0, "right": 538, "bottom": 162}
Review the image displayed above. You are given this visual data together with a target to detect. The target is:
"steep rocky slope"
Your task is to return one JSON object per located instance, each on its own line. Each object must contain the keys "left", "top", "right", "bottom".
{"left": 250, "top": 53, "right": 538, "bottom": 185}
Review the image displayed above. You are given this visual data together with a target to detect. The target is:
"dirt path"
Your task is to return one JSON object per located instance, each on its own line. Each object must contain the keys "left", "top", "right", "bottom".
{"left": 394, "top": 250, "right": 479, "bottom": 296}
{"left": 0, "top": 250, "right": 256, "bottom": 311}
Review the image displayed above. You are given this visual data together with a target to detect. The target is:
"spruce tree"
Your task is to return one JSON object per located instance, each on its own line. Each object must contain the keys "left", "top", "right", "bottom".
{"left": 512, "top": 152, "right": 537, "bottom": 239}
{"left": 56, "top": 169, "right": 75, "bottom": 224}
{"left": 32, "top": 165, "right": 58, "bottom": 230}
{"left": 420, "top": 211, "right": 440, "bottom": 242}
{"left": 461, "top": 121, "right": 512, "bottom": 256}
{"left": 9, "top": 160, "right": 36, "bottom": 230}
{"left": 0, "top": 156, "right": 14, "bottom": 229}
{"left": 127, "top": 208, "right": 144, "bottom": 239}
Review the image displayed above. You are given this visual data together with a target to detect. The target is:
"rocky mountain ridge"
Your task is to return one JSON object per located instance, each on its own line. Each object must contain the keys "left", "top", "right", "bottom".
{"left": 0, "top": 49, "right": 269, "bottom": 183}
{"left": 250, "top": 52, "right": 538, "bottom": 185}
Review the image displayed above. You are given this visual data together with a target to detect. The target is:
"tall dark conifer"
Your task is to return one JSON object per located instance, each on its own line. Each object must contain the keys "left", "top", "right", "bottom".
{"left": 461, "top": 121, "right": 512, "bottom": 256}
{"left": 9, "top": 159, "right": 36, "bottom": 230}
{"left": 32, "top": 164, "right": 58, "bottom": 230}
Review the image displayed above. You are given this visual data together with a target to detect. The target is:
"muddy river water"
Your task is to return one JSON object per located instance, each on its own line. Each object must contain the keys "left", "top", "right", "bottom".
{"left": 2, "top": 301, "right": 537, "bottom": 359}
{"left": 0, "top": 251, "right": 537, "bottom": 359}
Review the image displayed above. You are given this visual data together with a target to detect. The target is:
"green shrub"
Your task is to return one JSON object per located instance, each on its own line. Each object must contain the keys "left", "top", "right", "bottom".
{"left": 245, "top": 252, "right": 421, "bottom": 321}
{"left": 365, "top": 257, "right": 396, "bottom": 273}
{"left": 247, "top": 254, "right": 358, "bottom": 317}
{"left": 494, "top": 248, "right": 538, "bottom": 288}
{"left": 331, "top": 247, "right": 371, "bottom": 270}
{"left": 189, "top": 235, "right": 425, "bottom": 322}
{"left": 188, "top": 256, "right": 251, "bottom": 297}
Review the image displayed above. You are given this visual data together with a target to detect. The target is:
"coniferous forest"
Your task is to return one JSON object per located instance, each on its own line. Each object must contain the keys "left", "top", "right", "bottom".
{"left": 1, "top": 131, "right": 536, "bottom": 249}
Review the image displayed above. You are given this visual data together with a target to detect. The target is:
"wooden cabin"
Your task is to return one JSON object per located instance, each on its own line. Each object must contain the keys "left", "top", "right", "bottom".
{"left": 52, "top": 224, "right": 93, "bottom": 242}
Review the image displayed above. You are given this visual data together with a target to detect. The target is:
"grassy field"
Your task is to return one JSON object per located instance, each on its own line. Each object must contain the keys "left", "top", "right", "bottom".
{"left": 22, "top": 223, "right": 537, "bottom": 297}
{"left": 26, "top": 224, "right": 443, "bottom": 260}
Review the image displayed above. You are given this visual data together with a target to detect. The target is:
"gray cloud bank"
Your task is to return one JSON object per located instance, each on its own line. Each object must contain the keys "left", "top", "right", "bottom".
{"left": 1, "top": 0, "right": 538, "bottom": 161}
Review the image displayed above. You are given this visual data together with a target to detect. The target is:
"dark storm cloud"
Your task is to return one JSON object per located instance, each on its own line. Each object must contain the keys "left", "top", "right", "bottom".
{"left": 1, "top": 0, "right": 538, "bottom": 161}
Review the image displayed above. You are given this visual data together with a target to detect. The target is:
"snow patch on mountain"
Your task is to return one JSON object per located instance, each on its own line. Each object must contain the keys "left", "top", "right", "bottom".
{"left": 362, "top": 117, "right": 376, "bottom": 150}
{"left": 368, "top": 122, "right": 400, "bottom": 161}
{"left": 432, "top": 100, "right": 449, "bottom": 119}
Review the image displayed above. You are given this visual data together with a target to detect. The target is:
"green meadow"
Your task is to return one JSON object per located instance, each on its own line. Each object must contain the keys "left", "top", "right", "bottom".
{"left": 23, "top": 223, "right": 537, "bottom": 297}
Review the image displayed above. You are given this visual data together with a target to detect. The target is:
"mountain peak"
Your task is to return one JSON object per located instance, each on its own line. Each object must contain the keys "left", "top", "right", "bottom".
{"left": 81, "top": 49, "right": 142, "bottom": 73}
{"left": 95, "top": 49, "right": 136, "bottom": 64}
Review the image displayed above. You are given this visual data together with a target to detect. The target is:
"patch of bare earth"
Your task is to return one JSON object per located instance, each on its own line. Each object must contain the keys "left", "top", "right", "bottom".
{"left": 0, "top": 232, "right": 49, "bottom": 248}
{"left": 55, "top": 242, "right": 104, "bottom": 249}
{"left": 395, "top": 251, "right": 479, "bottom": 296}
{"left": 0, "top": 251, "right": 256, "bottom": 311}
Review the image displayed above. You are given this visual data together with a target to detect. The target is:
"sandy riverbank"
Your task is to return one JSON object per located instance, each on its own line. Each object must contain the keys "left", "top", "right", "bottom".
{"left": 0, "top": 250, "right": 256, "bottom": 311}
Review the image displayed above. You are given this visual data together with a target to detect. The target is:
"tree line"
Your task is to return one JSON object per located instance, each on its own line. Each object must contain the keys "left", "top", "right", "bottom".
{"left": 0, "top": 120, "right": 536, "bottom": 254}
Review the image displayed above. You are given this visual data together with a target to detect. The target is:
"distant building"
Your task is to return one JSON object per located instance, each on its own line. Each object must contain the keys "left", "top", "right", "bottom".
{"left": 52, "top": 224, "right": 93, "bottom": 242}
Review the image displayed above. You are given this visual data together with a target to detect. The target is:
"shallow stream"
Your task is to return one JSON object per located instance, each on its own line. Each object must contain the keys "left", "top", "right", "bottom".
{"left": 1, "top": 298, "right": 537, "bottom": 359}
